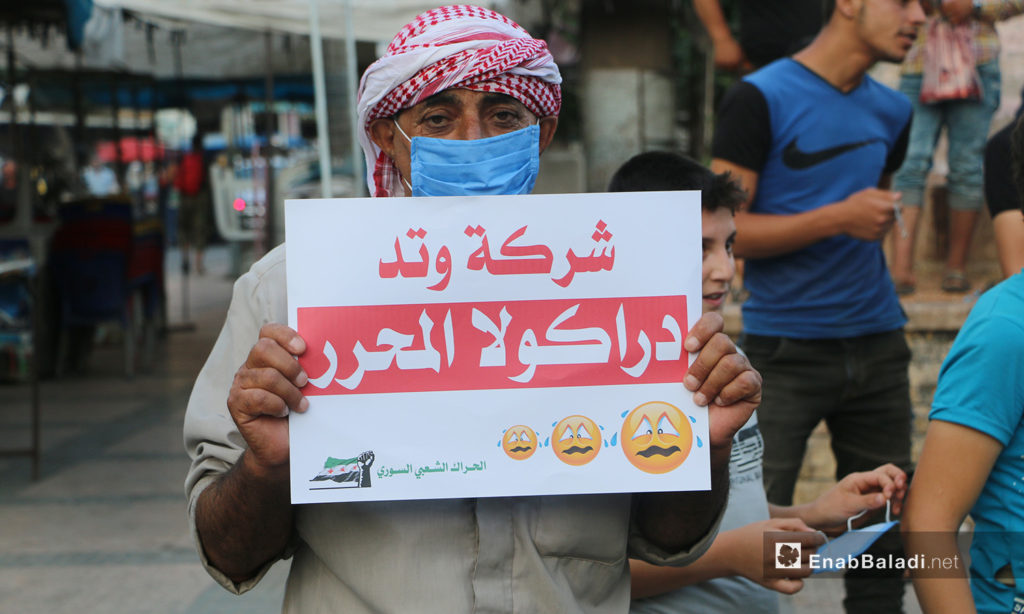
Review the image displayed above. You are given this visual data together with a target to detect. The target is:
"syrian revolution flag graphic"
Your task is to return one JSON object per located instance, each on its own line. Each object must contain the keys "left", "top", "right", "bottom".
{"left": 310, "top": 451, "right": 374, "bottom": 488}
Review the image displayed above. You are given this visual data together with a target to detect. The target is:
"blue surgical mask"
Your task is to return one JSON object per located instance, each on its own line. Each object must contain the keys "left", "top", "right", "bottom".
{"left": 394, "top": 121, "right": 541, "bottom": 197}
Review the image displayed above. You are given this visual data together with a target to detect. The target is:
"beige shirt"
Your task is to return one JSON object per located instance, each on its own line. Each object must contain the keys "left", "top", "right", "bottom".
{"left": 184, "top": 245, "right": 721, "bottom": 614}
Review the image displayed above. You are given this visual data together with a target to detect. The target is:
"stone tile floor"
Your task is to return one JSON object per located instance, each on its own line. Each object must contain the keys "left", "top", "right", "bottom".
{"left": 0, "top": 246, "right": 289, "bottom": 614}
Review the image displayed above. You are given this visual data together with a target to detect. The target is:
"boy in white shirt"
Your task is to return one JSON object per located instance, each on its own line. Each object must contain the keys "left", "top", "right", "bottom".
{"left": 610, "top": 151, "right": 907, "bottom": 614}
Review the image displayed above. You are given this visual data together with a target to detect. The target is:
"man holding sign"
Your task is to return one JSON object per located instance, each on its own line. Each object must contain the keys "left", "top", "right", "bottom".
{"left": 184, "top": 6, "right": 761, "bottom": 612}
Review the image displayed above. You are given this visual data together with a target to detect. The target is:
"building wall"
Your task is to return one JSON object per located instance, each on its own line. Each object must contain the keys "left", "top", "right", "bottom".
{"left": 578, "top": 0, "right": 678, "bottom": 192}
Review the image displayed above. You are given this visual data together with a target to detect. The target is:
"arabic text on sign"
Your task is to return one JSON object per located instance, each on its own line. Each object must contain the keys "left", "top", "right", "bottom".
{"left": 297, "top": 295, "right": 687, "bottom": 396}
{"left": 378, "top": 221, "right": 616, "bottom": 290}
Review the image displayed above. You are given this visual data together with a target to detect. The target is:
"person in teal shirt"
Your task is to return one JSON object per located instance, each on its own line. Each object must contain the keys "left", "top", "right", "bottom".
{"left": 904, "top": 115, "right": 1024, "bottom": 614}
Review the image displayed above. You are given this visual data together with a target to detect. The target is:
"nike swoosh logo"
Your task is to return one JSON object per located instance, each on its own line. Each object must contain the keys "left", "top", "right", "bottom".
{"left": 782, "top": 138, "right": 880, "bottom": 170}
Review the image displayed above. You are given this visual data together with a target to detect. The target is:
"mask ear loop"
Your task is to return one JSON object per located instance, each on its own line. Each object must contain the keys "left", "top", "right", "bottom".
{"left": 392, "top": 119, "right": 414, "bottom": 193}
{"left": 816, "top": 506, "right": 870, "bottom": 549}
{"left": 393, "top": 119, "right": 413, "bottom": 143}
{"left": 844, "top": 499, "right": 892, "bottom": 532}
{"left": 847, "top": 508, "right": 868, "bottom": 532}
{"left": 817, "top": 499, "right": 893, "bottom": 550}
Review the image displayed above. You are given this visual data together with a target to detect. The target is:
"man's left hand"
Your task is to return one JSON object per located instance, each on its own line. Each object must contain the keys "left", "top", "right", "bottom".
{"left": 683, "top": 312, "right": 762, "bottom": 449}
{"left": 805, "top": 463, "right": 908, "bottom": 532}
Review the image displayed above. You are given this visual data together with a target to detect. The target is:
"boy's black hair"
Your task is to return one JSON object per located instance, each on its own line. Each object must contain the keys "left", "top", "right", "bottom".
{"left": 1012, "top": 114, "right": 1024, "bottom": 214}
{"left": 607, "top": 151, "right": 746, "bottom": 214}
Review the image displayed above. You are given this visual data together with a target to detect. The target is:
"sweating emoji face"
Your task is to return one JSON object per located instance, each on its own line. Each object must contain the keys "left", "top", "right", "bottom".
{"left": 502, "top": 425, "right": 537, "bottom": 460}
{"left": 552, "top": 415, "right": 600, "bottom": 466}
{"left": 621, "top": 401, "right": 692, "bottom": 473}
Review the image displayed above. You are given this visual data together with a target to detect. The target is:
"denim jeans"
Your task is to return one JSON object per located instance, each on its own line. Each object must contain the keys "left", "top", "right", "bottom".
{"left": 892, "top": 61, "right": 1002, "bottom": 211}
{"left": 741, "top": 329, "right": 914, "bottom": 614}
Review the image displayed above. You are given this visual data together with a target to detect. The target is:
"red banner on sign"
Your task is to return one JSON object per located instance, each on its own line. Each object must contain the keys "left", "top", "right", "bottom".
{"left": 298, "top": 295, "right": 687, "bottom": 396}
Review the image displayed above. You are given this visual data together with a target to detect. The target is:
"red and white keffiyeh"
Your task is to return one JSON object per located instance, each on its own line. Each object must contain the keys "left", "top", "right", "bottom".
{"left": 356, "top": 5, "right": 562, "bottom": 197}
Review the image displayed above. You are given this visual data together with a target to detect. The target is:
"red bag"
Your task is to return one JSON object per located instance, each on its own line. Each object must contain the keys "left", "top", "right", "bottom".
{"left": 920, "top": 18, "right": 982, "bottom": 104}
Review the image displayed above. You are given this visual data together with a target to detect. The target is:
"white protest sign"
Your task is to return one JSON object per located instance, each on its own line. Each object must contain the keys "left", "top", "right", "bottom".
{"left": 286, "top": 192, "right": 706, "bottom": 504}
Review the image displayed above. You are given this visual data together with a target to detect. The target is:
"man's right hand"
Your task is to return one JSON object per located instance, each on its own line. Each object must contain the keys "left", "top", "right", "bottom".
{"left": 683, "top": 312, "right": 761, "bottom": 450}
{"left": 742, "top": 518, "right": 823, "bottom": 594}
{"left": 832, "top": 188, "right": 900, "bottom": 241}
{"left": 711, "top": 34, "right": 753, "bottom": 73}
{"left": 196, "top": 323, "right": 305, "bottom": 583}
{"left": 226, "top": 323, "right": 309, "bottom": 473}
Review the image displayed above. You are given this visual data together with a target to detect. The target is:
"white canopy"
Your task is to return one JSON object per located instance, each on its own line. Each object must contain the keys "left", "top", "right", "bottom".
{"left": 8, "top": 1, "right": 507, "bottom": 79}
{"left": 94, "top": 0, "right": 512, "bottom": 43}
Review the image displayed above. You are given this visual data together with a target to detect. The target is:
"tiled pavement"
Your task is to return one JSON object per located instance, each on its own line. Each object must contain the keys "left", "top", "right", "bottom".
{"left": 0, "top": 245, "right": 943, "bottom": 613}
{"left": 0, "top": 247, "right": 288, "bottom": 614}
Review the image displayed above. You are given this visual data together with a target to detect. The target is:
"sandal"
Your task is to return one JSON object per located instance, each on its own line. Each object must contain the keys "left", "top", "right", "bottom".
{"left": 941, "top": 271, "right": 971, "bottom": 293}
{"left": 894, "top": 281, "right": 916, "bottom": 296}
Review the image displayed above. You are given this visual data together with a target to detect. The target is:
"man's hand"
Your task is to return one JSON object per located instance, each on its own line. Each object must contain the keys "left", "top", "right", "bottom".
{"left": 195, "top": 324, "right": 307, "bottom": 583}
{"left": 830, "top": 188, "right": 900, "bottom": 242}
{"left": 711, "top": 33, "right": 753, "bottom": 73}
{"left": 692, "top": 0, "right": 755, "bottom": 74}
{"left": 740, "top": 518, "right": 824, "bottom": 594}
{"left": 632, "top": 312, "right": 761, "bottom": 553}
{"left": 226, "top": 323, "right": 309, "bottom": 474}
{"left": 683, "top": 312, "right": 761, "bottom": 449}
{"left": 801, "top": 463, "right": 907, "bottom": 532}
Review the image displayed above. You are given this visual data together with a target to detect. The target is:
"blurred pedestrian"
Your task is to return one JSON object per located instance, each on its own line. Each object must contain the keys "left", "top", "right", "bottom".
{"left": 82, "top": 154, "right": 120, "bottom": 197}
{"left": 984, "top": 97, "right": 1024, "bottom": 278}
{"left": 888, "top": 0, "right": 1024, "bottom": 294}
{"left": 175, "top": 133, "right": 209, "bottom": 275}
{"left": 692, "top": 0, "right": 833, "bottom": 73}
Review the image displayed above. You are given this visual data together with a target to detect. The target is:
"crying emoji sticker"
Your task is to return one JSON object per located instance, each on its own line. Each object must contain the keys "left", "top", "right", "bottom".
{"left": 621, "top": 401, "right": 692, "bottom": 473}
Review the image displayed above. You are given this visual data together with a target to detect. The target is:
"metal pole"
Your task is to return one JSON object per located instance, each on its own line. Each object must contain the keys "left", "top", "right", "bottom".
{"left": 344, "top": 0, "right": 363, "bottom": 196}
{"left": 4, "top": 26, "right": 40, "bottom": 480}
{"left": 700, "top": 46, "right": 715, "bottom": 162}
{"left": 175, "top": 33, "right": 189, "bottom": 321}
{"left": 27, "top": 71, "right": 36, "bottom": 169}
{"left": 150, "top": 76, "right": 169, "bottom": 331}
{"left": 73, "top": 53, "right": 86, "bottom": 170}
{"left": 167, "top": 31, "right": 195, "bottom": 332}
{"left": 308, "top": 0, "right": 332, "bottom": 198}
{"left": 133, "top": 85, "right": 141, "bottom": 142}
{"left": 111, "top": 78, "right": 124, "bottom": 185}
{"left": 263, "top": 30, "right": 276, "bottom": 251}
{"left": 3, "top": 27, "right": 39, "bottom": 478}
{"left": 7, "top": 25, "right": 26, "bottom": 231}
{"left": 29, "top": 271, "right": 40, "bottom": 480}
